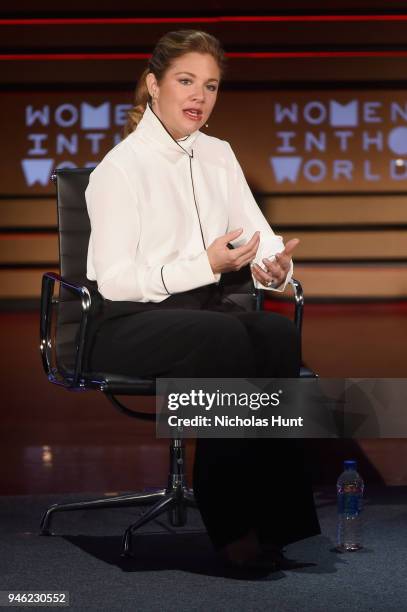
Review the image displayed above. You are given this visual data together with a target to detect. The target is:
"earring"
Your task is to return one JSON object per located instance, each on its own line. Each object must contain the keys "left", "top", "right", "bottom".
{"left": 205, "top": 123, "right": 209, "bottom": 128}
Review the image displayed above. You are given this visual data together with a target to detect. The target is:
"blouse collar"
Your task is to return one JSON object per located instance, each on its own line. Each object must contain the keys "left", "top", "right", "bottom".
{"left": 133, "top": 103, "right": 200, "bottom": 158}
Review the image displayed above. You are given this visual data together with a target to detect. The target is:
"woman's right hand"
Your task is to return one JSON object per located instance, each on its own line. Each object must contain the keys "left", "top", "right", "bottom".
{"left": 207, "top": 229, "right": 260, "bottom": 274}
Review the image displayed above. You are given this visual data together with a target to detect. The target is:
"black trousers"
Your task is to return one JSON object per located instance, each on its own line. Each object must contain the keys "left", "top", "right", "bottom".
{"left": 87, "top": 286, "right": 321, "bottom": 550}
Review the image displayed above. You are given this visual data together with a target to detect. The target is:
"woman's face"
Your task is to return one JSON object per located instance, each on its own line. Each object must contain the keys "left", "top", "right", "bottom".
{"left": 147, "top": 52, "right": 220, "bottom": 139}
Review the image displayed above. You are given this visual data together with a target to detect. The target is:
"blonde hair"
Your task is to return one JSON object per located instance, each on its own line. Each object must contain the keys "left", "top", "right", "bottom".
{"left": 123, "top": 30, "right": 226, "bottom": 137}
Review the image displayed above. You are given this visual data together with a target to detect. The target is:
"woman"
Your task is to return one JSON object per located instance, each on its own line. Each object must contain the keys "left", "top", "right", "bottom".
{"left": 85, "top": 30, "right": 320, "bottom": 570}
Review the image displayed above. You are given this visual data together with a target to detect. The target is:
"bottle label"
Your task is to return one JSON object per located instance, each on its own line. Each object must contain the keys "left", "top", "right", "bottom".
{"left": 337, "top": 486, "right": 363, "bottom": 516}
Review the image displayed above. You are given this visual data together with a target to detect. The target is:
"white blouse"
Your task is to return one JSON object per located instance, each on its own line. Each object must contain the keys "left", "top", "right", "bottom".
{"left": 85, "top": 103, "right": 292, "bottom": 302}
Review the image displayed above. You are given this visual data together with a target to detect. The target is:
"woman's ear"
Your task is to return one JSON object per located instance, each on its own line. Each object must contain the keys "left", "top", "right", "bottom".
{"left": 146, "top": 72, "right": 158, "bottom": 99}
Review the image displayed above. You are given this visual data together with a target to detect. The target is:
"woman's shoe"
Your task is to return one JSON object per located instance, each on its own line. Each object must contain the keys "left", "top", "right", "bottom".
{"left": 219, "top": 530, "right": 279, "bottom": 573}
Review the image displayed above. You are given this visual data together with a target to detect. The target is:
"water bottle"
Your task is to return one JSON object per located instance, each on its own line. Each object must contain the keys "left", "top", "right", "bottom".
{"left": 336, "top": 459, "right": 364, "bottom": 551}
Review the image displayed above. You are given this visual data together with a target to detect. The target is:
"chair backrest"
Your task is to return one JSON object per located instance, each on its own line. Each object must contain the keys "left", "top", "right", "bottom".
{"left": 54, "top": 168, "right": 95, "bottom": 374}
{"left": 55, "top": 167, "right": 93, "bottom": 283}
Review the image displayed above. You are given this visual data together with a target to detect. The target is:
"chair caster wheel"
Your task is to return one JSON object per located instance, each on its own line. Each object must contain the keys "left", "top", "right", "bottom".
{"left": 40, "top": 529, "right": 53, "bottom": 536}
{"left": 120, "top": 551, "right": 134, "bottom": 559}
{"left": 121, "top": 529, "right": 134, "bottom": 558}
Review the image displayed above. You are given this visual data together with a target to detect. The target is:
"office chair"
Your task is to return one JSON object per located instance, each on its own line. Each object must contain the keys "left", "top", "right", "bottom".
{"left": 39, "top": 167, "right": 312, "bottom": 557}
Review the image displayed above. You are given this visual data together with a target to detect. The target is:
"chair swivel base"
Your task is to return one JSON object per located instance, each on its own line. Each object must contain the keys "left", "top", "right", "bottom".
{"left": 40, "top": 438, "right": 195, "bottom": 557}
{"left": 40, "top": 483, "right": 195, "bottom": 549}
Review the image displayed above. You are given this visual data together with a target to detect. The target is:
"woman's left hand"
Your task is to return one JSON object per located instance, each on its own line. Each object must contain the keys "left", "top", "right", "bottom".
{"left": 251, "top": 238, "right": 300, "bottom": 288}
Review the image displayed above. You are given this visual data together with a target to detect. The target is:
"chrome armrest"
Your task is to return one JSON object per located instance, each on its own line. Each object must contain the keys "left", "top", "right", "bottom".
{"left": 289, "top": 277, "right": 304, "bottom": 336}
{"left": 40, "top": 272, "right": 92, "bottom": 388}
{"left": 255, "top": 277, "right": 304, "bottom": 335}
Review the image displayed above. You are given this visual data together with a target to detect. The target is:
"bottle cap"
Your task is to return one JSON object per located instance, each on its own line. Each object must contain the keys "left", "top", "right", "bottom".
{"left": 344, "top": 459, "right": 357, "bottom": 470}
